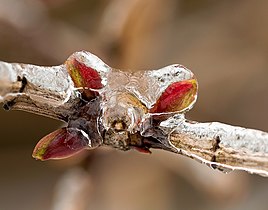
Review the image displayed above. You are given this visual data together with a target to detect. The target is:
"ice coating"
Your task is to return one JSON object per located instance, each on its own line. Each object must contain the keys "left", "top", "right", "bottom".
{"left": 33, "top": 128, "right": 90, "bottom": 160}
{"left": 159, "top": 116, "right": 268, "bottom": 176}
{"left": 149, "top": 79, "right": 197, "bottom": 114}
{"left": 68, "top": 51, "right": 198, "bottom": 142}
{"left": 2, "top": 50, "right": 268, "bottom": 176}
{"left": 125, "top": 64, "right": 197, "bottom": 109}
{"left": 33, "top": 51, "right": 199, "bottom": 160}
{"left": 66, "top": 51, "right": 198, "bottom": 113}
{"left": 33, "top": 96, "right": 103, "bottom": 160}
{"left": 65, "top": 51, "right": 111, "bottom": 89}
{"left": 100, "top": 63, "right": 197, "bottom": 138}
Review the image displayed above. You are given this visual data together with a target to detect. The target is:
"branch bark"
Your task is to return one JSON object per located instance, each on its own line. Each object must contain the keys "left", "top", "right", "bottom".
{"left": 0, "top": 61, "right": 78, "bottom": 121}
{"left": 160, "top": 116, "right": 268, "bottom": 176}
{"left": 1, "top": 54, "right": 268, "bottom": 176}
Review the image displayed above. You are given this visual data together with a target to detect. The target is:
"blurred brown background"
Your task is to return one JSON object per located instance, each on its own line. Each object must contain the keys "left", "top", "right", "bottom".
{"left": 0, "top": 0, "right": 268, "bottom": 210}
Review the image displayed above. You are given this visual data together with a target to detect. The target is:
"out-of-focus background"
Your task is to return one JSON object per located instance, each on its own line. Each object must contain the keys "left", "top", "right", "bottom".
{"left": 0, "top": 0, "right": 268, "bottom": 209}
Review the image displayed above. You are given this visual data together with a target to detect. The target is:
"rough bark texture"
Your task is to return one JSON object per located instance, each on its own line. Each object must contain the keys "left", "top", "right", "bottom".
{"left": 161, "top": 117, "right": 268, "bottom": 176}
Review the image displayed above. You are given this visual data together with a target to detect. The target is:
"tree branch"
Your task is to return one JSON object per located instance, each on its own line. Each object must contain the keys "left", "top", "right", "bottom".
{"left": 160, "top": 116, "right": 268, "bottom": 176}
{"left": 0, "top": 61, "right": 78, "bottom": 121}
{"left": 1, "top": 51, "right": 268, "bottom": 176}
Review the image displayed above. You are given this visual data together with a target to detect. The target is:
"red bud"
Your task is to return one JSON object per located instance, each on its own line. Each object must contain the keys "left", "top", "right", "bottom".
{"left": 149, "top": 79, "right": 197, "bottom": 114}
{"left": 32, "top": 128, "right": 89, "bottom": 161}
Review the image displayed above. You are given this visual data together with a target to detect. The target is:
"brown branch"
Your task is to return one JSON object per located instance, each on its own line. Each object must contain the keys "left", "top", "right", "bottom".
{"left": 1, "top": 51, "right": 268, "bottom": 176}
{"left": 0, "top": 61, "right": 78, "bottom": 121}
{"left": 160, "top": 116, "right": 268, "bottom": 176}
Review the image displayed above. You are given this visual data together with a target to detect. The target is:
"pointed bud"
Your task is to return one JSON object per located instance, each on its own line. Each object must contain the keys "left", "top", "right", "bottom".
{"left": 32, "top": 128, "right": 89, "bottom": 161}
{"left": 149, "top": 79, "right": 198, "bottom": 114}
{"left": 65, "top": 58, "right": 103, "bottom": 98}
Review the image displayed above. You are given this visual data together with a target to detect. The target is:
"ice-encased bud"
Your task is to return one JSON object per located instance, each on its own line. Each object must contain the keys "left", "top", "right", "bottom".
{"left": 32, "top": 51, "right": 199, "bottom": 160}
{"left": 32, "top": 127, "right": 89, "bottom": 160}
{"left": 125, "top": 64, "right": 198, "bottom": 113}
{"left": 65, "top": 51, "right": 111, "bottom": 99}
{"left": 102, "top": 91, "right": 147, "bottom": 133}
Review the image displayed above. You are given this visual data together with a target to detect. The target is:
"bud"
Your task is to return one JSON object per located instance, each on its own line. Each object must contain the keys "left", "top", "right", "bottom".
{"left": 65, "top": 58, "right": 103, "bottom": 99}
{"left": 32, "top": 128, "right": 89, "bottom": 161}
{"left": 149, "top": 79, "right": 198, "bottom": 113}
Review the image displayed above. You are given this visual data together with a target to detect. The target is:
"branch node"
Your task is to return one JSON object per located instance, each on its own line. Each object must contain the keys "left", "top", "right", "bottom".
{"left": 212, "top": 135, "right": 221, "bottom": 152}
{"left": 3, "top": 100, "right": 16, "bottom": 111}
{"left": 17, "top": 76, "right": 27, "bottom": 93}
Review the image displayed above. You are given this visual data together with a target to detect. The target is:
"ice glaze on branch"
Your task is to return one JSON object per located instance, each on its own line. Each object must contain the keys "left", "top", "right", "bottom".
{"left": 0, "top": 61, "right": 77, "bottom": 121}
{"left": 1, "top": 51, "right": 268, "bottom": 177}
{"left": 159, "top": 116, "right": 268, "bottom": 176}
